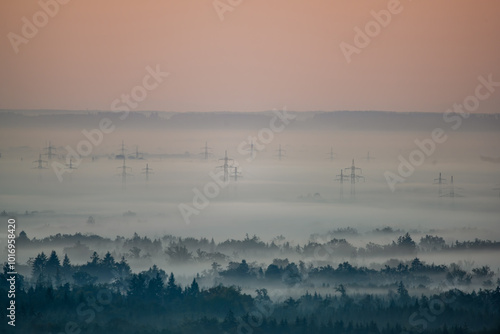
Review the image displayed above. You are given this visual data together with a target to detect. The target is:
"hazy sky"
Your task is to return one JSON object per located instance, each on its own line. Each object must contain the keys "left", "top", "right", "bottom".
{"left": 1, "top": 0, "right": 499, "bottom": 112}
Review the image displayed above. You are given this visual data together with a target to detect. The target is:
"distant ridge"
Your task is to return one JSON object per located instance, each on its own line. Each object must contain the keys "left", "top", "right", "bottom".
{"left": 0, "top": 110, "right": 498, "bottom": 132}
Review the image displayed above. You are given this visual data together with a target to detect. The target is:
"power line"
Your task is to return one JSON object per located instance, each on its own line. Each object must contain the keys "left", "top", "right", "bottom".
{"left": 440, "top": 175, "right": 463, "bottom": 198}
{"left": 33, "top": 153, "right": 48, "bottom": 169}
{"left": 335, "top": 169, "right": 349, "bottom": 199}
{"left": 131, "top": 145, "right": 144, "bottom": 160}
{"left": 200, "top": 142, "right": 213, "bottom": 160}
{"left": 44, "top": 141, "right": 57, "bottom": 160}
{"left": 142, "top": 163, "right": 153, "bottom": 181}
{"left": 275, "top": 144, "right": 286, "bottom": 160}
{"left": 344, "top": 159, "right": 364, "bottom": 197}
{"left": 433, "top": 172, "right": 447, "bottom": 196}
{"left": 250, "top": 140, "right": 255, "bottom": 160}
{"left": 231, "top": 165, "right": 242, "bottom": 182}
{"left": 117, "top": 157, "right": 132, "bottom": 189}
{"left": 362, "top": 151, "right": 375, "bottom": 163}
{"left": 241, "top": 140, "right": 256, "bottom": 160}
{"left": 66, "top": 158, "right": 77, "bottom": 170}
{"left": 216, "top": 150, "right": 234, "bottom": 182}
{"left": 326, "top": 147, "right": 336, "bottom": 161}
{"left": 116, "top": 140, "right": 127, "bottom": 160}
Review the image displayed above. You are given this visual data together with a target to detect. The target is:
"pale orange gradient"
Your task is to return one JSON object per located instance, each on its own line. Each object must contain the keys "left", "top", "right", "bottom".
{"left": 0, "top": 0, "right": 499, "bottom": 112}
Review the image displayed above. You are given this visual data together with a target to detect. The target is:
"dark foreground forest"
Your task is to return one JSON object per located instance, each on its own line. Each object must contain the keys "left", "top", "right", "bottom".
{"left": 2, "top": 258, "right": 500, "bottom": 332}
{"left": 0, "top": 234, "right": 500, "bottom": 334}
{"left": 1, "top": 279, "right": 499, "bottom": 334}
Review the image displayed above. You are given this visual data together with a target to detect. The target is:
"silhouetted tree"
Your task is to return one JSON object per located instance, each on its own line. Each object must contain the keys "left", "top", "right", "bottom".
{"left": 32, "top": 252, "right": 48, "bottom": 283}
{"left": 166, "top": 245, "right": 192, "bottom": 264}
{"left": 128, "top": 273, "right": 147, "bottom": 299}
{"left": 265, "top": 264, "right": 282, "bottom": 281}
{"left": 397, "top": 233, "right": 416, "bottom": 254}
{"left": 147, "top": 272, "right": 164, "bottom": 300}
{"left": 166, "top": 272, "right": 182, "bottom": 299}
{"left": 187, "top": 278, "right": 200, "bottom": 297}
{"left": 397, "top": 281, "right": 410, "bottom": 304}
{"left": 72, "top": 271, "right": 97, "bottom": 286}
{"left": 46, "top": 250, "right": 61, "bottom": 279}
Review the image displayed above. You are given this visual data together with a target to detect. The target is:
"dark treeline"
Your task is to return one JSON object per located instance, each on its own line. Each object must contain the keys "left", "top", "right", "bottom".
{"left": 14, "top": 230, "right": 500, "bottom": 265}
{"left": 1, "top": 263, "right": 499, "bottom": 333}
{"left": 11, "top": 232, "right": 500, "bottom": 294}
{"left": 4, "top": 231, "right": 499, "bottom": 333}
{"left": 2, "top": 246, "right": 500, "bottom": 333}
{"left": 11, "top": 248, "right": 500, "bottom": 290}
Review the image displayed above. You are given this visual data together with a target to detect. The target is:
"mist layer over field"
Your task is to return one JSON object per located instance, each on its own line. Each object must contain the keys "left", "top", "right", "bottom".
{"left": 1, "top": 111, "right": 499, "bottom": 272}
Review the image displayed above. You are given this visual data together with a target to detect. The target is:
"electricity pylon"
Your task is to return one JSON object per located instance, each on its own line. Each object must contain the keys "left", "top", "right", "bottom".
{"left": 335, "top": 169, "right": 349, "bottom": 183}
{"left": 335, "top": 169, "right": 349, "bottom": 199}
{"left": 250, "top": 140, "right": 255, "bottom": 160}
{"left": 142, "top": 163, "right": 153, "bottom": 181}
{"left": 63, "top": 158, "right": 77, "bottom": 181}
{"left": 231, "top": 165, "right": 242, "bottom": 181}
{"left": 440, "top": 176, "right": 463, "bottom": 198}
{"left": 200, "top": 142, "right": 213, "bottom": 160}
{"left": 116, "top": 140, "right": 127, "bottom": 159}
{"left": 217, "top": 150, "right": 234, "bottom": 182}
{"left": 132, "top": 146, "right": 144, "bottom": 160}
{"left": 362, "top": 151, "right": 375, "bottom": 163}
{"left": 66, "top": 158, "right": 77, "bottom": 170}
{"left": 275, "top": 144, "right": 286, "bottom": 160}
{"left": 327, "top": 147, "right": 336, "bottom": 161}
{"left": 44, "top": 141, "right": 57, "bottom": 160}
{"left": 344, "top": 159, "right": 364, "bottom": 197}
{"left": 241, "top": 140, "right": 258, "bottom": 161}
{"left": 117, "top": 158, "right": 132, "bottom": 189}
{"left": 433, "top": 172, "right": 447, "bottom": 196}
{"left": 33, "top": 153, "right": 48, "bottom": 169}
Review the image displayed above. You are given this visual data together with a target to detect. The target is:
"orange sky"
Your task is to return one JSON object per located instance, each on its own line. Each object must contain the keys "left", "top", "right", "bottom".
{"left": 0, "top": 0, "right": 499, "bottom": 113}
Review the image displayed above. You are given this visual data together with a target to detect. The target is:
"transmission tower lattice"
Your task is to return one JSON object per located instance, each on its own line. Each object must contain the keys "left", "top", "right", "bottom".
{"left": 142, "top": 164, "right": 153, "bottom": 181}
{"left": 327, "top": 147, "right": 336, "bottom": 161}
{"left": 116, "top": 140, "right": 127, "bottom": 160}
{"left": 440, "top": 176, "right": 463, "bottom": 198}
{"left": 217, "top": 150, "right": 234, "bottom": 182}
{"left": 66, "top": 158, "right": 77, "bottom": 170}
{"left": 231, "top": 165, "right": 242, "bottom": 182}
{"left": 44, "top": 141, "right": 57, "bottom": 160}
{"left": 335, "top": 169, "right": 349, "bottom": 199}
{"left": 362, "top": 151, "right": 375, "bottom": 163}
{"left": 117, "top": 158, "right": 132, "bottom": 189}
{"left": 344, "top": 159, "right": 364, "bottom": 197}
{"left": 200, "top": 142, "right": 213, "bottom": 160}
{"left": 433, "top": 172, "right": 447, "bottom": 196}
{"left": 275, "top": 144, "right": 286, "bottom": 160}
{"left": 132, "top": 146, "right": 144, "bottom": 160}
{"left": 33, "top": 153, "right": 48, "bottom": 169}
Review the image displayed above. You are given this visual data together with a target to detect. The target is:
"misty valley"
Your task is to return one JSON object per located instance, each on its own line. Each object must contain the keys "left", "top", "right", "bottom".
{"left": 0, "top": 110, "right": 499, "bottom": 333}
